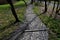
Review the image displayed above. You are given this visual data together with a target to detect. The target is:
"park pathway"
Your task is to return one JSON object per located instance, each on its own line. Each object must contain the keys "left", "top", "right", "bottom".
{"left": 17, "top": 4, "right": 48, "bottom": 40}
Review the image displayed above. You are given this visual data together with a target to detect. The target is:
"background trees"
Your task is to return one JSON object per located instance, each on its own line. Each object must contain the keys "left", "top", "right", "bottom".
{"left": 40, "top": 0, "right": 60, "bottom": 19}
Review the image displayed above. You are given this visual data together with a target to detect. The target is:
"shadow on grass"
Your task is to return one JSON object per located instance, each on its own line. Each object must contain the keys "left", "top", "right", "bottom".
{"left": 0, "top": 21, "right": 22, "bottom": 32}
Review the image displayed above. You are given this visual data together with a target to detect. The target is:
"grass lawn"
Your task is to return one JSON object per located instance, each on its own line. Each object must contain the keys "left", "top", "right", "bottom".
{"left": 0, "top": 1, "right": 26, "bottom": 40}
{"left": 33, "top": 6, "right": 60, "bottom": 40}
{"left": 0, "top": 1, "right": 26, "bottom": 9}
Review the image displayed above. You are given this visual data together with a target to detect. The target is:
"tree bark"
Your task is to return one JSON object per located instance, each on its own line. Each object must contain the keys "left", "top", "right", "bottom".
{"left": 54, "top": 0, "right": 59, "bottom": 18}
{"left": 44, "top": 0, "right": 47, "bottom": 13}
{"left": 50, "top": 1, "right": 56, "bottom": 17}
{"left": 31, "top": 0, "right": 34, "bottom": 4}
{"left": 7, "top": 0, "right": 20, "bottom": 22}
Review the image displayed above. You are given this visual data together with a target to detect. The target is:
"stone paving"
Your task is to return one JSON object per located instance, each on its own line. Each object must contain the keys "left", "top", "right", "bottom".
{"left": 17, "top": 4, "right": 48, "bottom": 40}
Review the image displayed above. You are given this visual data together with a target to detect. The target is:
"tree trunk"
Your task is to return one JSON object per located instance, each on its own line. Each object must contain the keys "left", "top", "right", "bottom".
{"left": 44, "top": 0, "right": 47, "bottom": 13}
{"left": 50, "top": 1, "right": 56, "bottom": 17}
{"left": 58, "top": 8, "right": 60, "bottom": 15}
{"left": 54, "top": 0, "right": 59, "bottom": 18}
{"left": 7, "top": 0, "right": 20, "bottom": 22}
{"left": 31, "top": 0, "right": 34, "bottom": 4}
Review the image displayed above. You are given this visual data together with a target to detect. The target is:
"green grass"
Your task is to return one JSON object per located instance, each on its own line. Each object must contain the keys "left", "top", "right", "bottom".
{"left": 33, "top": 6, "right": 60, "bottom": 40}
{"left": 0, "top": 7, "right": 26, "bottom": 40}
{"left": 0, "top": 1, "right": 25, "bottom": 10}
{"left": 0, "top": 1, "right": 26, "bottom": 40}
{"left": 0, "top": 23, "right": 20, "bottom": 40}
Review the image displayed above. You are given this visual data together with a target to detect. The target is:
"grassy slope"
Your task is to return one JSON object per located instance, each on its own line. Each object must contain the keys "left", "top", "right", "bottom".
{"left": 0, "top": 1, "right": 26, "bottom": 40}
{"left": 0, "top": 1, "right": 26, "bottom": 10}
{"left": 33, "top": 6, "right": 60, "bottom": 40}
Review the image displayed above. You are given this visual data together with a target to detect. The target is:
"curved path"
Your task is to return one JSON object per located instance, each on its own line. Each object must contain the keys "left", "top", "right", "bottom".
{"left": 17, "top": 4, "right": 48, "bottom": 40}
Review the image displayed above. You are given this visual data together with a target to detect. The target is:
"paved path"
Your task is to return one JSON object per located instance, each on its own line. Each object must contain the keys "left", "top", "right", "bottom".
{"left": 17, "top": 4, "right": 48, "bottom": 40}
